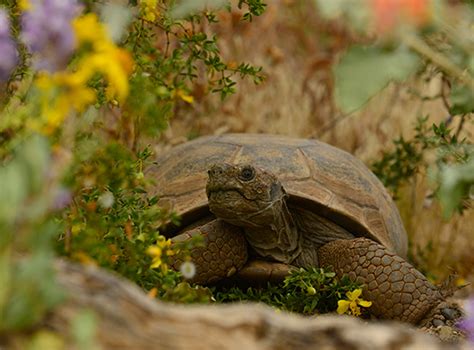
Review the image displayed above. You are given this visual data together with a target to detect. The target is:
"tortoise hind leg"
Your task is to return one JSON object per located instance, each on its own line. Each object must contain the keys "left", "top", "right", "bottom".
{"left": 317, "top": 238, "right": 442, "bottom": 324}
{"left": 170, "top": 219, "right": 248, "bottom": 284}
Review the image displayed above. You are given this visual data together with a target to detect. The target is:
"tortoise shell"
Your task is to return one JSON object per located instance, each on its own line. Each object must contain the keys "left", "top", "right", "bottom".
{"left": 150, "top": 134, "right": 408, "bottom": 257}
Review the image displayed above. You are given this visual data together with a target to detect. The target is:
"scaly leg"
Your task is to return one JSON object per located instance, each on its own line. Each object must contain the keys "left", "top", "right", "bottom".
{"left": 234, "top": 260, "right": 294, "bottom": 284}
{"left": 318, "top": 238, "right": 442, "bottom": 324}
{"left": 171, "top": 219, "right": 248, "bottom": 284}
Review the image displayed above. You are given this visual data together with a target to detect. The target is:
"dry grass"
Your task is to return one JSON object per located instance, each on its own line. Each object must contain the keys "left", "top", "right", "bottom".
{"left": 159, "top": 1, "right": 473, "bottom": 288}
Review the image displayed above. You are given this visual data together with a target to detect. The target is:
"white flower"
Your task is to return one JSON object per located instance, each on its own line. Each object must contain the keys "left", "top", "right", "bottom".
{"left": 179, "top": 261, "right": 196, "bottom": 279}
{"left": 98, "top": 191, "right": 114, "bottom": 208}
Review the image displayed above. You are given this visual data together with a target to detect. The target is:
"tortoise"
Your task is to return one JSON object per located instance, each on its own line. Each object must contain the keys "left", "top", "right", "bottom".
{"left": 151, "top": 133, "right": 444, "bottom": 324}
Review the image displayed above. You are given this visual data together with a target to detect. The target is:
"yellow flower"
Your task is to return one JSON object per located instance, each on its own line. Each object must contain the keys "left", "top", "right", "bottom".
{"left": 72, "top": 251, "right": 97, "bottom": 266}
{"left": 31, "top": 13, "right": 133, "bottom": 134}
{"left": 157, "top": 236, "right": 172, "bottom": 249}
{"left": 455, "top": 277, "right": 468, "bottom": 287}
{"left": 72, "top": 13, "right": 108, "bottom": 47}
{"left": 140, "top": 0, "right": 160, "bottom": 22}
{"left": 56, "top": 72, "right": 96, "bottom": 110}
{"left": 147, "top": 237, "right": 175, "bottom": 271}
{"left": 337, "top": 288, "right": 372, "bottom": 317}
{"left": 93, "top": 46, "right": 132, "bottom": 101}
{"left": 147, "top": 245, "right": 163, "bottom": 269}
{"left": 175, "top": 89, "right": 194, "bottom": 104}
{"left": 73, "top": 14, "right": 134, "bottom": 102}
{"left": 71, "top": 223, "right": 86, "bottom": 235}
{"left": 33, "top": 71, "right": 96, "bottom": 134}
{"left": 18, "top": 0, "right": 31, "bottom": 11}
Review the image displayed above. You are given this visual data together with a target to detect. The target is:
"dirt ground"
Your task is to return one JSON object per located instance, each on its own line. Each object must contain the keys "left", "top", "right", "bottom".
{"left": 157, "top": 1, "right": 473, "bottom": 292}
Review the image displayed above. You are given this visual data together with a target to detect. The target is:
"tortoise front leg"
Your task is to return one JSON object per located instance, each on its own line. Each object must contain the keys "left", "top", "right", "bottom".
{"left": 317, "top": 238, "right": 443, "bottom": 324}
{"left": 170, "top": 219, "right": 248, "bottom": 284}
{"left": 234, "top": 260, "right": 294, "bottom": 284}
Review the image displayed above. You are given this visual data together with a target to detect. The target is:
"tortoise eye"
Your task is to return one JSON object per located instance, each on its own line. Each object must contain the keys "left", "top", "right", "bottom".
{"left": 239, "top": 166, "right": 255, "bottom": 181}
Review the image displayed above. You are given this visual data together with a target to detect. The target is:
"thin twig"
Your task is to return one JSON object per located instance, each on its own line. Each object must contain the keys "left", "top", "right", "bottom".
{"left": 440, "top": 74, "right": 451, "bottom": 113}
{"left": 455, "top": 114, "right": 466, "bottom": 139}
{"left": 315, "top": 112, "right": 352, "bottom": 138}
{"left": 403, "top": 34, "right": 474, "bottom": 90}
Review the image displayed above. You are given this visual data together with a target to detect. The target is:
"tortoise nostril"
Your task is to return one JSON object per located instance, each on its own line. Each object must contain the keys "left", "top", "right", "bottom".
{"left": 209, "top": 164, "right": 235, "bottom": 178}
{"left": 209, "top": 165, "right": 223, "bottom": 177}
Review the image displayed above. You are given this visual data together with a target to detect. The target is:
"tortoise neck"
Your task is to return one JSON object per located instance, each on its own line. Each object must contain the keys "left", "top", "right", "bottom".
{"left": 242, "top": 197, "right": 301, "bottom": 264}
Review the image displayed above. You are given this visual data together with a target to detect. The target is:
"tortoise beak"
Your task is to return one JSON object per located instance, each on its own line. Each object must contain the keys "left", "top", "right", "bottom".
{"left": 206, "top": 163, "right": 234, "bottom": 197}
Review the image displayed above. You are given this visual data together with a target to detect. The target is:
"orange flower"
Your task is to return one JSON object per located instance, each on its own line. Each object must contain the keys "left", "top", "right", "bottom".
{"left": 371, "top": 0, "right": 431, "bottom": 34}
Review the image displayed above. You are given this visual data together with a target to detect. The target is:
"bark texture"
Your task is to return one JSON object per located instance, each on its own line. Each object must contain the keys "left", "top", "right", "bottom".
{"left": 45, "top": 260, "right": 461, "bottom": 350}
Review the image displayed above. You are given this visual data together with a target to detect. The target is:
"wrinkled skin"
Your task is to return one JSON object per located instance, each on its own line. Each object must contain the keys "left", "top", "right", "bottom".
{"left": 171, "top": 163, "right": 449, "bottom": 324}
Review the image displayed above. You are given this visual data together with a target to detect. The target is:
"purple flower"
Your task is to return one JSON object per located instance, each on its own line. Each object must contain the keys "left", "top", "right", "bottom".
{"left": 21, "top": 0, "right": 81, "bottom": 72}
{"left": 458, "top": 298, "right": 474, "bottom": 343}
{"left": 52, "top": 187, "right": 72, "bottom": 210}
{"left": 0, "top": 9, "right": 18, "bottom": 81}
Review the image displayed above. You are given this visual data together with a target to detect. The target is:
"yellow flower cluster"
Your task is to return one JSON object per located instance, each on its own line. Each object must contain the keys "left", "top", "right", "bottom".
{"left": 336, "top": 288, "right": 372, "bottom": 317}
{"left": 34, "top": 71, "right": 96, "bottom": 134}
{"left": 146, "top": 237, "right": 175, "bottom": 273}
{"left": 75, "top": 14, "right": 134, "bottom": 100}
{"left": 140, "top": 0, "right": 160, "bottom": 22}
{"left": 34, "top": 13, "right": 133, "bottom": 134}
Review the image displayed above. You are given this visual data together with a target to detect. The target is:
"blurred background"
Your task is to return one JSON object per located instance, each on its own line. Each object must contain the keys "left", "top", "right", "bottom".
{"left": 157, "top": 0, "right": 473, "bottom": 286}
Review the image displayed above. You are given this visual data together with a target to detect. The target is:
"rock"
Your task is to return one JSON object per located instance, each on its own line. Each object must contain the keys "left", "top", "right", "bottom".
{"left": 441, "top": 307, "right": 460, "bottom": 320}
{"left": 420, "top": 300, "right": 464, "bottom": 328}
{"left": 438, "top": 326, "right": 457, "bottom": 342}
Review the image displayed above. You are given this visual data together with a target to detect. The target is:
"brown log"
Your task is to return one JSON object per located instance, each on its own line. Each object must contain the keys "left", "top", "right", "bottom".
{"left": 45, "top": 260, "right": 460, "bottom": 350}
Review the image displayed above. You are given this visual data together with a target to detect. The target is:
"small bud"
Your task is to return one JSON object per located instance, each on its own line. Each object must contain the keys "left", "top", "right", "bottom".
{"left": 307, "top": 286, "right": 316, "bottom": 295}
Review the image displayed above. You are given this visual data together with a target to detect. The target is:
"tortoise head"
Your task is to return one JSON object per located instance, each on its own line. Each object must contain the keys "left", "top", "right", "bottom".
{"left": 206, "top": 163, "right": 287, "bottom": 227}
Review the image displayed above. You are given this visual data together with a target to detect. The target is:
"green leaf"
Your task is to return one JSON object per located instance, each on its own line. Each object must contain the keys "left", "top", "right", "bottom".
{"left": 171, "top": 0, "right": 227, "bottom": 18}
{"left": 0, "top": 135, "right": 50, "bottom": 225}
{"left": 438, "top": 156, "right": 474, "bottom": 217}
{"left": 100, "top": 3, "right": 134, "bottom": 43}
{"left": 71, "top": 310, "right": 100, "bottom": 350}
{"left": 313, "top": 0, "right": 370, "bottom": 32}
{"left": 334, "top": 46, "right": 420, "bottom": 113}
{"left": 2, "top": 246, "right": 63, "bottom": 330}
{"left": 449, "top": 83, "right": 474, "bottom": 115}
